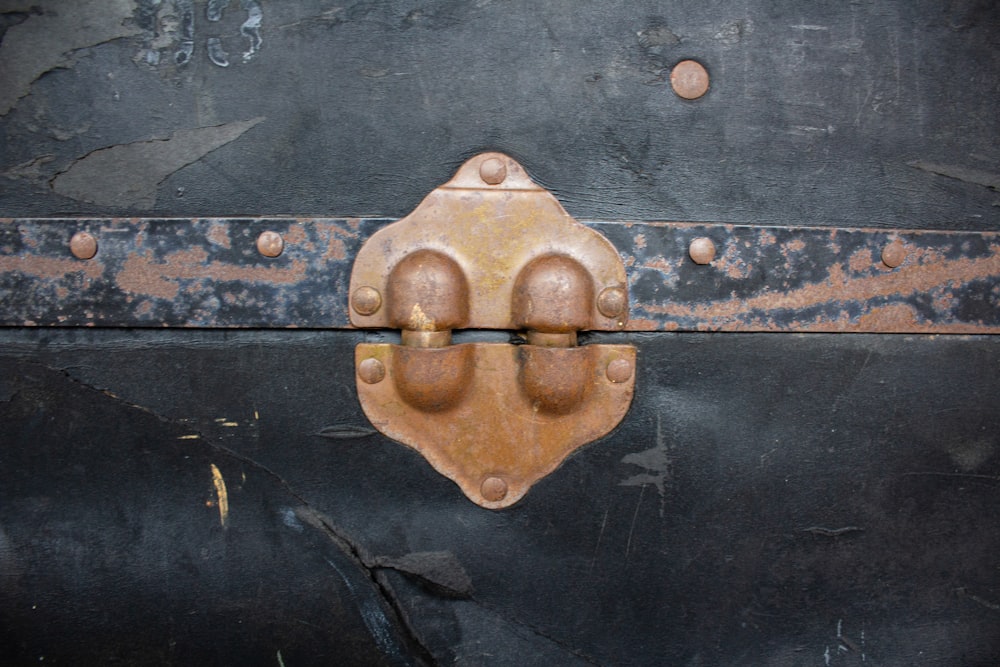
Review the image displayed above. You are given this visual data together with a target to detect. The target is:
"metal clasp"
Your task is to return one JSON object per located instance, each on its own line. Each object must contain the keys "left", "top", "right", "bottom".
{"left": 348, "top": 153, "right": 635, "bottom": 508}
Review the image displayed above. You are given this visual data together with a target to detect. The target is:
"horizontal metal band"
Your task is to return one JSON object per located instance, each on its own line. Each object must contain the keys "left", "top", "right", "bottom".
{"left": 2, "top": 218, "right": 998, "bottom": 333}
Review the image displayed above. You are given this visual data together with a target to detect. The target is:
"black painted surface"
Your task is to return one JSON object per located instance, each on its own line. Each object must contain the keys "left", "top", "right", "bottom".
{"left": 2, "top": 2, "right": 999, "bottom": 665}
{"left": 0, "top": 1, "right": 998, "bottom": 229}
{"left": 1, "top": 330, "right": 998, "bottom": 665}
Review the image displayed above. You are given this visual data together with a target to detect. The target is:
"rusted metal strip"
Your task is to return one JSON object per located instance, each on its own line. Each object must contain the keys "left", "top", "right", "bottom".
{"left": 593, "top": 222, "right": 1000, "bottom": 334}
{"left": 2, "top": 218, "right": 998, "bottom": 332}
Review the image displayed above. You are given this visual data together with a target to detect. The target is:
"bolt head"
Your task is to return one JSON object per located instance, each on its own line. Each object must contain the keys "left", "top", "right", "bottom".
{"left": 606, "top": 358, "right": 633, "bottom": 383}
{"left": 481, "top": 476, "right": 508, "bottom": 502}
{"left": 358, "top": 358, "right": 386, "bottom": 384}
{"left": 597, "top": 287, "right": 628, "bottom": 318}
{"left": 352, "top": 286, "right": 382, "bottom": 316}
{"left": 671, "top": 60, "right": 710, "bottom": 100}
{"left": 70, "top": 232, "right": 98, "bottom": 260}
{"left": 689, "top": 237, "right": 716, "bottom": 265}
{"left": 479, "top": 157, "right": 507, "bottom": 185}
{"left": 257, "top": 230, "right": 284, "bottom": 258}
{"left": 881, "top": 241, "right": 906, "bottom": 269}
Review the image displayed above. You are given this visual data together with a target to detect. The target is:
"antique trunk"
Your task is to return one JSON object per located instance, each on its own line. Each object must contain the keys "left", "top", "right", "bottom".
{"left": 1, "top": 2, "right": 999, "bottom": 665}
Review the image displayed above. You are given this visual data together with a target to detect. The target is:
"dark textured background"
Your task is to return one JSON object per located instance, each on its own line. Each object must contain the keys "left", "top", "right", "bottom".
{"left": 1, "top": 1, "right": 999, "bottom": 665}
{"left": 0, "top": 1, "right": 998, "bottom": 228}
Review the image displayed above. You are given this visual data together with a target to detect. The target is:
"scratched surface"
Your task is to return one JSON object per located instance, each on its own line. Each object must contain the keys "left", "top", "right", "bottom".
{"left": 1, "top": 329, "right": 998, "bottom": 664}
{"left": 2, "top": 218, "right": 999, "bottom": 333}
{"left": 0, "top": 2, "right": 997, "bottom": 229}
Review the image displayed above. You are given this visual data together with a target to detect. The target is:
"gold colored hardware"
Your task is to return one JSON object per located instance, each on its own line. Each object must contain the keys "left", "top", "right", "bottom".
{"left": 349, "top": 153, "right": 635, "bottom": 509}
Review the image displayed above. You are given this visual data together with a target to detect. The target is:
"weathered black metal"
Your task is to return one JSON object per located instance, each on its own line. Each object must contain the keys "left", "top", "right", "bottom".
{"left": 3, "top": 218, "right": 998, "bottom": 333}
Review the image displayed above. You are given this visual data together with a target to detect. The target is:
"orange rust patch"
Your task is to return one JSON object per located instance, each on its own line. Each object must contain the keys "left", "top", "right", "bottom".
{"left": 0, "top": 255, "right": 104, "bottom": 281}
{"left": 633, "top": 243, "right": 1000, "bottom": 333}
{"left": 284, "top": 223, "right": 307, "bottom": 245}
{"left": 206, "top": 223, "right": 231, "bottom": 249}
{"left": 759, "top": 230, "right": 777, "bottom": 246}
{"left": 115, "top": 249, "right": 309, "bottom": 301}
{"left": 783, "top": 238, "right": 806, "bottom": 253}
{"left": 635, "top": 233, "right": 647, "bottom": 250}
{"left": 848, "top": 248, "right": 874, "bottom": 273}
{"left": 625, "top": 318, "right": 659, "bottom": 331}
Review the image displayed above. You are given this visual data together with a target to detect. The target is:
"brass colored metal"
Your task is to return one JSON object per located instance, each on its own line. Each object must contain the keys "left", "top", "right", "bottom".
{"left": 882, "top": 240, "right": 907, "bottom": 269}
{"left": 349, "top": 153, "right": 634, "bottom": 508}
{"left": 256, "top": 230, "right": 284, "bottom": 258}
{"left": 513, "top": 254, "right": 595, "bottom": 333}
{"left": 689, "top": 237, "right": 716, "bottom": 264}
{"left": 525, "top": 331, "right": 577, "bottom": 347}
{"left": 606, "top": 358, "right": 633, "bottom": 384}
{"left": 401, "top": 330, "right": 453, "bottom": 348}
{"left": 671, "top": 60, "right": 710, "bottom": 100}
{"left": 356, "top": 343, "right": 636, "bottom": 509}
{"left": 597, "top": 286, "right": 628, "bottom": 318}
{"left": 481, "top": 477, "right": 509, "bottom": 503}
{"left": 349, "top": 152, "right": 627, "bottom": 331}
{"left": 386, "top": 249, "right": 469, "bottom": 332}
{"left": 351, "top": 286, "right": 382, "bottom": 316}
{"left": 357, "top": 357, "right": 385, "bottom": 384}
{"left": 479, "top": 157, "right": 508, "bottom": 185}
{"left": 70, "top": 231, "right": 98, "bottom": 260}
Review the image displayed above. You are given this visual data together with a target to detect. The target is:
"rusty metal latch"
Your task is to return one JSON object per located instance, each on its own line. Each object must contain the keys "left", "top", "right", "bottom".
{"left": 348, "top": 153, "right": 636, "bottom": 508}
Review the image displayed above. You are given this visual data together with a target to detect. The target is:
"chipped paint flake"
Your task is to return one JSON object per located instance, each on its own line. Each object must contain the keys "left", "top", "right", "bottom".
{"left": 210, "top": 463, "right": 229, "bottom": 528}
{"left": 50, "top": 118, "right": 265, "bottom": 210}
{"left": 0, "top": 0, "right": 142, "bottom": 116}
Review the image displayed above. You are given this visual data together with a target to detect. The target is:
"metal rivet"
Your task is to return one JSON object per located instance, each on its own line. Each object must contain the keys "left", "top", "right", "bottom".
{"left": 881, "top": 241, "right": 906, "bottom": 269}
{"left": 358, "top": 358, "right": 385, "bottom": 384}
{"left": 597, "top": 287, "right": 628, "bottom": 318}
{"left": 606, "top": 358, "right": 633, "bottom": 383}
{"left": 70, "top": 231, "right": 98, "bottom": 260}
{"left": 479, "top": 157, "right": 507, "bottom": 185}
{"left": 481, "top": 476, "right": 508, "bottom": 502}
{"left": 671, "top": 60, "right": 710, "bottom": 100}
{"left": 256, "top": 230, "right": 284, "bottom": 258}
{"left": 689, "top": 237, "right": 716, "bottom": 264}
{"left": 352, "top": 286, "right": 382, "bottom": 316}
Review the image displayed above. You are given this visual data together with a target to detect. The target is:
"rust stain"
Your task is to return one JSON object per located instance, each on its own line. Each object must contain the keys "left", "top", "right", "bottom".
{"left": 636, "top": 243, "right": 1000, "bottom": 332}
{"left": 635, "top": 233, "right": 647, "bottom": 250}
{"left": 283, "top": 223, "right": 307, "bottom": 245}
{"left": 206, "top": 223, "right": 231, "bottom": 249}
{"left": 0, "top": 255, "right": 104, "bottom": 281}
{"left": 848, "top": 247, "right": 874, "bottom": 273}
{"left": 759, "top": 230, "right": 777, "bottom": 246}
{"left": 116, "top": 249, "right": 309, "bottom": 301}
{"left": 783, "top": 238, "right": 806, "bottom": 253}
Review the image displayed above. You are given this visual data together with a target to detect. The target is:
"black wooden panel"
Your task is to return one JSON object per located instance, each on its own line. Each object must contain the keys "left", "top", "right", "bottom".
{"left": 0, "top": 1, "right": 998, "bottom": 229}
{"left": 2, "top": 329, "right": 997, "bottom": 664}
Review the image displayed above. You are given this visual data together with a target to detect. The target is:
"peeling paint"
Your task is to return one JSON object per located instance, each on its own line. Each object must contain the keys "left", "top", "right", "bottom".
{"left": 0, "top": 0, "right": 142, "bottom": 116}
{"left": 210, "top": 463, "right": 229, "bottom": 527}
{"left": 50, "top": 117, "right": 265, "bottom": 210}
{"left": 136, "top": 0, "right": 263, "bottom": 68}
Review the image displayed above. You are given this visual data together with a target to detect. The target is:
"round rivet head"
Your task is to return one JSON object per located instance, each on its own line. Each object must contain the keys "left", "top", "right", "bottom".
{"left": 481, "top": 476, "right": 508, "bottom": 502}
{"left": 358, "top": 358, "right": 385, "bottom": 384}
{"left": 881, "top": 241, "right": 906, "bottom": 269}
{"left": 70, "top": 231, "right": 97, "bottom": 260}
{"left": 479, "top": 157, "right": 507, "bottom": 185}
{"left": 352, "top": 286, "right": 382, "bottom": 316}
{"left": 606, "top": 358, "right": 633, "bottom": 383}
{"left": 689, "top": 237, "right": 716, "bottom": 265}
{"left": 256, "top": 230, "right": 284, "bottom": 258}
{"left": 671, "top": 60, "right": 710, "bottom": 100}
{"left": 597, "top": 287, "right": 628, "bottom": 318}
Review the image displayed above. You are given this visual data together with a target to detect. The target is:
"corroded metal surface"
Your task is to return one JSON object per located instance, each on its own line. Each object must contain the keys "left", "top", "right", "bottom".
{"left": 0, "top": 217, "right": 376, "bottom": 327}
{"left": 355, "top": 342, "right": 636, "bottom": 508}
{"left": 349, "top": 152, "right": 629, "bottom": 332}
{"left": 2, "top": 218, "right": 999, "bottom": 333}
{"left": 592, "top": 222, "right": 1000, "bottom": 334}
